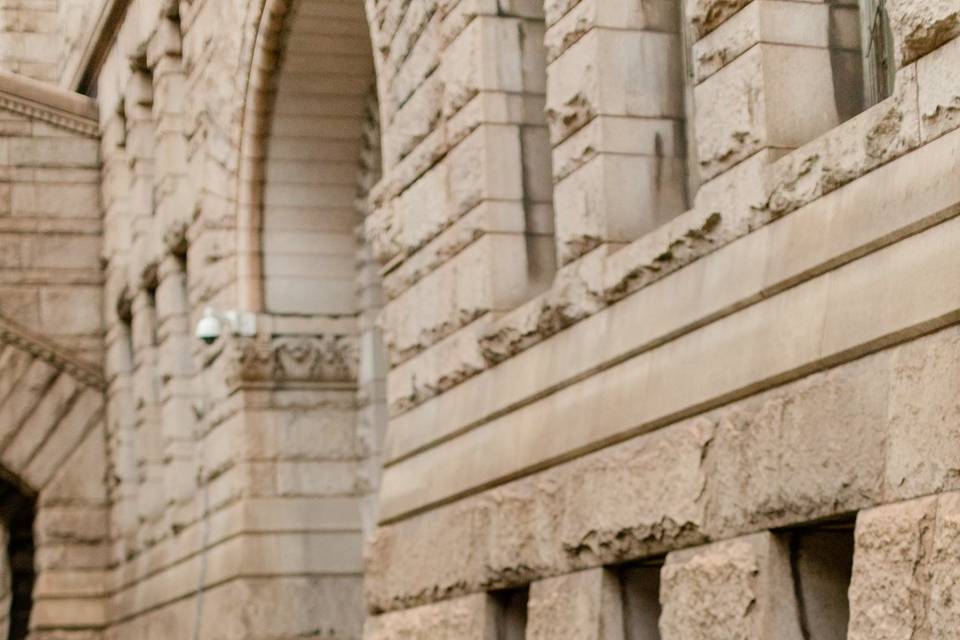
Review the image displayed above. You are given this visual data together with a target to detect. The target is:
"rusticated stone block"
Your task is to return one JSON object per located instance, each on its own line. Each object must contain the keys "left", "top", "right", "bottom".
{"left": 888, "top": 0, "right": 960, "bottom": 66}
{"left": 764, "top": 64, "right": 920, "bottom": 218}
{"left": 885, "top": 317, "right": 960, "bottom": 501}
{"left": 660, "top": 532, "right": 802, "bottom": 640}
{"left": 526, "top": 568, "right": 622, "bottom": 640}
{"left": 918, "top": 36, "right": 960, "bottom": 143}
{"left": 686, "top": 0, "right": 753, "bottom": 38}
{"left": 695, "top": 43, "right": 840, "bottom": 180}
{"left": 928, "top": 493, "right": 960, "bottom": 636}
{"left": 847, "top": 497, "right": 937, "bottom": 640}
{"left": 701, "top": 347, "right": 889, "bottom": 534}
{"left": 545, "top": 0, "right": 678, "bottom": 62}
{"left": 366, "top": 416, "right": 712, "bottom": 612}
{"left": 365, "top": 593, "right": 497, "bottom": 639}
{"left": 546, "top": 29, "right": 682, "bottom": 145}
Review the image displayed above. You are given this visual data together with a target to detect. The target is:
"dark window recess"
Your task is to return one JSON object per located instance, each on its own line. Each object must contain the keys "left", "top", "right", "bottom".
{"left": 0, "top": 472, "right": 37, "bottom": 640}
{"left": 787, "top": 519, "right": 856, "bottom": 640}
{"left": 493, "top": 586, "right": 529, "bottom": 640}
{"left": 620, "top": 560, "right": 663, "bottom": 640}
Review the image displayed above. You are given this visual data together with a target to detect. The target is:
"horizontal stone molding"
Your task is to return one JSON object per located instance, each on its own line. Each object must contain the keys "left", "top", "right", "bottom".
{"left": 365, "top": 321, "right": 960, "bottom": 611}
{"left": 0, "top": 70, "right": 98, "bottom": 137}
{"left": 0, "top": 314, "right": 104, "bottom": 391}
{"left": 378, "top": 121, "right": 960, "bottom": 522}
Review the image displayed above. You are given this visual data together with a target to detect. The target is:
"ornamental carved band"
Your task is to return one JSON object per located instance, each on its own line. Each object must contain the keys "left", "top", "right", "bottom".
{"left": 226, "top": 335, "right": 359, "bottom": 387}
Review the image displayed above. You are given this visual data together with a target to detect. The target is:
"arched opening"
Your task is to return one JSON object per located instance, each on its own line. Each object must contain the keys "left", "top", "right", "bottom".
{"left": 0, "top": 473, "right": 35, "bottom": 640}
{"left": 246, "top": 0, "right": 376, "bottom": 318}
{"left": 234, "top": 0, "right": 388, "bottom": 633}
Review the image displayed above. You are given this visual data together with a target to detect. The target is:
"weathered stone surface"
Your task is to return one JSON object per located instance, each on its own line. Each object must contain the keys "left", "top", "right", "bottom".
{"left": 888, "top": 0, "right": 960, "bottom": 66}
{"left": 692, "top": 1, "right": 829, "bottom": 83}
{"left": 686, "top": 0, "right": 753, "bottom": 38}
{"left": 367, "top": 415, "right": 712, "bottom": 612}
{"left": 526, "top": 568, "right": 621, "bottom": 640}
{"left": 365, "top": 594, "right": 496, "bottom": 639}
{"left": 886, "top": 321, "right": 960, "bottom": 501}
{"left": 660, "top": 532, "right": 801, "bottom": 640}
{"left": 546, "top": 29, "right": 682, "bottom": 145}
{"left": 847, "top": 497, "right": 936, "bottom": 640}
{"left": 765, "top": 64, "right": 921, "bottom": 217}
{"left": 928, "top": 492, "right": 960, "bottom": 637}
{"left": 918, "top": 36, "right": 960, "bottom": 142}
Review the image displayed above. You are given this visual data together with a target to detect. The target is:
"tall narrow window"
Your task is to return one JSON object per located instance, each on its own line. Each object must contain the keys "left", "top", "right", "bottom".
{"left": 784, "top": 518, "right": 855, "bottom": 640}
{"left": 493, "top": 586, "right": 529, "bottom": 640}
{"left": 859, "top": 0, "right": 895, "bottom": 106}
{"left": 829, "top": 0, "right": 895, "bottom": 123}
{"left": 620, "top": 559, "right": 663, "bottom": 640}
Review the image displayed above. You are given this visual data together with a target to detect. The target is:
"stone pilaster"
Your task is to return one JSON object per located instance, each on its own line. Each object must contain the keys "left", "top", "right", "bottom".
{"left": 545, "top": 0, "right": 688, "bottom": 264}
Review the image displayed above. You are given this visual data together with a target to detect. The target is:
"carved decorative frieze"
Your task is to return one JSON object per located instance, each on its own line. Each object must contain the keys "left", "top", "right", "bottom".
{"left": 226, "top": 334, "right": 359, "bottom": 387}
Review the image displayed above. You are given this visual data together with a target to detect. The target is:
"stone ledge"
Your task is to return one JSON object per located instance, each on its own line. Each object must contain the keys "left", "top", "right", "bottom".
{"left": 379, "top": 132, "right": 960, "bottom": 519}
{"left": 0, "top": 70, "right": 97, "bottom": 137}
{"left": 385, "top": 62, "right": 925, "bottom": 418}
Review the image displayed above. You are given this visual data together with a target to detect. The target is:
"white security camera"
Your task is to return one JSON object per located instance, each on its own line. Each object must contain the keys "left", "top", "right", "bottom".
{"left": 195, "top": 307, "right": 257, "bottom": 345}
{"left": 195, "top": 307, "right": 223, "bottom": 345}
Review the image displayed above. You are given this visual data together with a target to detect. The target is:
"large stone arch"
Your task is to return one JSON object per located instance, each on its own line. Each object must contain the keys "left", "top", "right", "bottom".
{"left": 0, "top": 316, "right": 108, "bottom": 639}
{"left": 235, "top": 0, "right": 381, "bottom": 314}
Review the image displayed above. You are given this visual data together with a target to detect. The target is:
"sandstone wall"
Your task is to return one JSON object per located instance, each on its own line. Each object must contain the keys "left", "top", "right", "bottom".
{"left": 0, "top": 0, "right": 958, "bottom": 637}
{"left": 362, "top": 0, "right": 960, "bottom": 636}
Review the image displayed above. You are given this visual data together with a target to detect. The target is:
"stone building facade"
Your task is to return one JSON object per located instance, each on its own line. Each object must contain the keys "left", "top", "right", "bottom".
{"left": 0, "top": 0, "right": 957, "bottom": 638}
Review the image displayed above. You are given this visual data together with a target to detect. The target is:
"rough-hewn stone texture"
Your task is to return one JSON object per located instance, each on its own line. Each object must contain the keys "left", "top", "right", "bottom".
{"left": 2, "top": 0, "right": 960, "bottom": 638}
{"left": 660, "top": 533, "right": 801, "bottom": 640}
{"left": 888, "top": 0, "right": 960, "bottom": 66}
{"left": 526, "top": 568, "right": 622, "bottom": 640}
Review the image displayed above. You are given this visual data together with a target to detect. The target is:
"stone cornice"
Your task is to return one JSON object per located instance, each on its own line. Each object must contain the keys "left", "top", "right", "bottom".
{"left": 225, "top": 334, "right": 359, "bottom": 389}
{"left": 0, "top": 70, "right": 98, "bottom": 137}
{"left": 0, "top": 315, "right": 105, "bottom": 391}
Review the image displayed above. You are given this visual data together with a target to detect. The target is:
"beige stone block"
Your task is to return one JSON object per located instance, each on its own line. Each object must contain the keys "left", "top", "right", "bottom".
{"left": 886, "top": 327, "right": 960, "bottom": 501}
{"left": 382, "top": 233, "right": 535, "bottom": 364}
{"left": 526, "top": 568, "right": 622, "bottom": 640}
{"left": 847, "top": 497, "right": 937, "bottom": 640}
{"left": 888, "top": 0, "right": 960, "bottom": 66}
{"left": 382, "top": 74, "right": 444, "bottom": 168}
{"left": 546, "top": 29, "right": 682, "bottom": 145}
{"left": 381, "top": 200, "right": 534, "bottom": 301}
{"left": 918, "top": 36, "right": 960, "bottom": 142}
{"left": 695, "top": 44, "right": 840, "bottom": 180}
{"left": 929, "top": 492, "right": 960, "bottom": 637}
{"left": 40, "top": 423, "right": 108, "bottom": 507}
{"left": 692, "top": 1, "right": 830, "bottom": 83}
{"left": 554, "top": 152, "right": 688, "bottom": 264}
{"left": 365, "top": 593, "right": 497, "bottom": 639}
{"left": 763, "top": 63, "right": 920, "bottom": 219}
{"left": 388, "top": 315, "right": 493, "bottom": 414}
{"left": 686, "top": 0, "right": 752, "bottom": 38}
{"left": 39, "top": 286, "right": 102, "bottom": 336}
{"left": 545, "top": 0, "right": 678, "bottom": 61}
{"left": 440, "top": 16, "right": 526, "bottom": 118}
{"left": 660, "top": 532, "right": 802, "bottom": 640}
{"left": 552, "top": 115, "right": 682, "bottom": 182}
